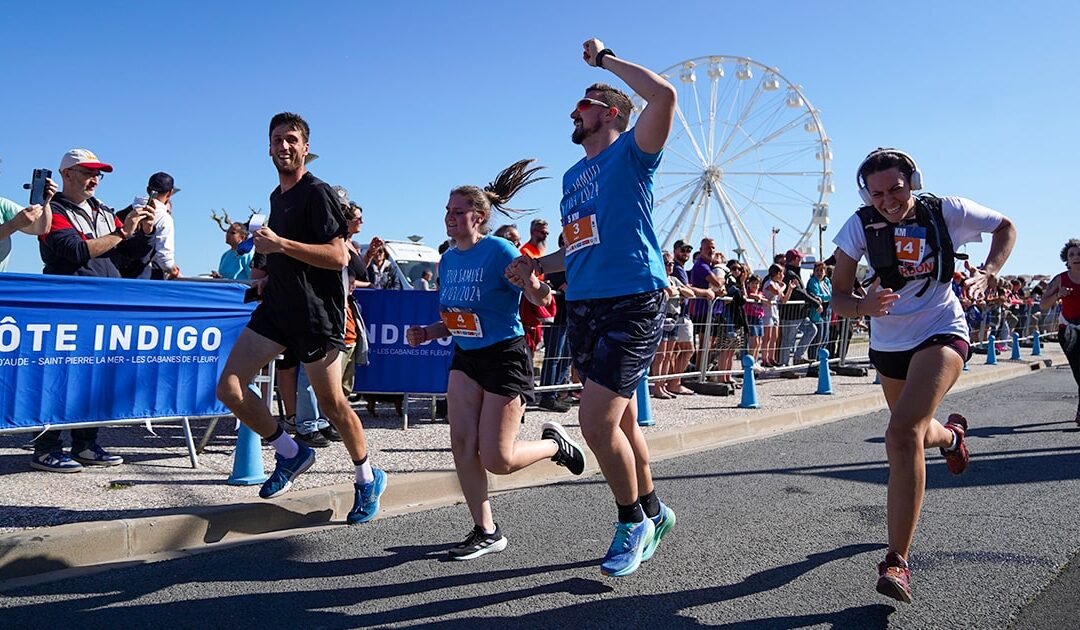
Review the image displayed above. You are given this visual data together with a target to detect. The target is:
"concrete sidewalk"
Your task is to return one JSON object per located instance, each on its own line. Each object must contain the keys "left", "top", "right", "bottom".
{"left": 0, "top": 348, "right": 1063, "bottom": 584}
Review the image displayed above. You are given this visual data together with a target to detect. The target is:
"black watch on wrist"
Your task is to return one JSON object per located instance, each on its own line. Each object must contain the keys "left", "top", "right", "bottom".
{"left": 595, "top": 48, "right": 616, "bottom": 69}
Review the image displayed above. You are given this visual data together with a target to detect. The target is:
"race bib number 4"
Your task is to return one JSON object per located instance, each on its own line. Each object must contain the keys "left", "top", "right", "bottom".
{"left": 562, "top": 212, "right": 600, "bottom": 255}
{"left": 441, "top": 310, "right": 483, "bottom": 338}
{"left": 893, "top": 226, "right": 927, "bottom": 264}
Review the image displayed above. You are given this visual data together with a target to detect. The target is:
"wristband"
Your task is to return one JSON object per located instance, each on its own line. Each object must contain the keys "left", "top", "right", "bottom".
{"left": 595, "top": 48, "right": 616, "bottom": 69}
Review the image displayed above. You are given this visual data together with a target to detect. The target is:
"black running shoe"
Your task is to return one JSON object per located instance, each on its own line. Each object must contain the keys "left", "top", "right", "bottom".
{"left": 295, "top": 430, "right": 331, "bottom": 448}
{"left": 320, "top": 424, "right": 343, "bottom": 442}
{"left": 538, "top": 397, "right": 572, "bottom": 413}
{"left": 542, "top": 421, "right": 586, "bottom": 475}
{"left": 448, "top": 524, "right": 507, "bottom": 560}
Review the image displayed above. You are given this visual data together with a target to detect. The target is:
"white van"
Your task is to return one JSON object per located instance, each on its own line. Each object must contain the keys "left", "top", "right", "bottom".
{"left": 360, "top": 240, "right": 440, "bottom": 289}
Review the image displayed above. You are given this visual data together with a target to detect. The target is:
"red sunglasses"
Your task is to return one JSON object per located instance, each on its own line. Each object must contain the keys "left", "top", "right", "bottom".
{"left": 576, "top": 97, "right": 614, "bottom": 112}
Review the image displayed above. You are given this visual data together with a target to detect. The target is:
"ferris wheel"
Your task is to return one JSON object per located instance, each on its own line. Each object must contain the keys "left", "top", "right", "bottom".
{"left": 632, "top": 56, "right": 833, "bottom": 271}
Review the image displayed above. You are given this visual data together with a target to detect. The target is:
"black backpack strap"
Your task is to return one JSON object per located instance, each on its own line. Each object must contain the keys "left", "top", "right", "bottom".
{"left": 858, "top": 205, "right": 906, "bottom": 290}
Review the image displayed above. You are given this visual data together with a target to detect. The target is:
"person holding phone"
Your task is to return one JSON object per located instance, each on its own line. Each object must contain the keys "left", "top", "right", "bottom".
{"left": 34, "top": 148, "right": 155, "bottom": 472}
{"left": 1, "top": 171, "right": 55, "bottom": 272}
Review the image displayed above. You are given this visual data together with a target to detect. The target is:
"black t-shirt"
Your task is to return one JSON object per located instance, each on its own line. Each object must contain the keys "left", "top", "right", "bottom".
{"left": 262, "top": 171, "right": 349, "bottom": 338}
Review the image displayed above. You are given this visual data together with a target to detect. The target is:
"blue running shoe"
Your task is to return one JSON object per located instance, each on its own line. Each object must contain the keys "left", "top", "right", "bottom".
{"left": 348, "top": 468, "right": 387, "bottom": 524}
{"left": 642, "top": 502, "right": 676, "bottom": 561}
{"left": 600, "top": 518, "right": 655, "bottom": 577}
{"left": 258, "top": 443, "right": 315, "bottom": 499}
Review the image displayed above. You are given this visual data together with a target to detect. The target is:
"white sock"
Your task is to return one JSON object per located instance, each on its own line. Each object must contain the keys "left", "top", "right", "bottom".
{"left": 271, "top": 432, "right": 299, "bottom": 459}
{"left": 355, "top": 459, "right": 374, "bottom": 484}
{"left": 944, "top": 429, "right": 959, "bottom": 452}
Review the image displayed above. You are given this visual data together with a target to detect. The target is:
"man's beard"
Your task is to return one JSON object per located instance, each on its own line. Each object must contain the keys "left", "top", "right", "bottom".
{"left": 571, "top": 119, "right": 602, "bottom": 145}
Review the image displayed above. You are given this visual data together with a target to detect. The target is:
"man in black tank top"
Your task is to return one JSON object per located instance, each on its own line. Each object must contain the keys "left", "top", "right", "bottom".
{"left": 216, "top": 112, "right": 386, "bottom": 524}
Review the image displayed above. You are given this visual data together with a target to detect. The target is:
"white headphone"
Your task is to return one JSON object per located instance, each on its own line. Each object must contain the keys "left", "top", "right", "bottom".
{"left": 856, "top": 148, "right": 923, "bottom": 204}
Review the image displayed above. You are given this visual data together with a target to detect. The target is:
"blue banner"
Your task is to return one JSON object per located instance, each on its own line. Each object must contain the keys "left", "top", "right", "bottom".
{"left": 0, "top": 273, "right": 254, "bottom": 430}
{"left": 354, "top": 289, "right": 453, "bottom": 394}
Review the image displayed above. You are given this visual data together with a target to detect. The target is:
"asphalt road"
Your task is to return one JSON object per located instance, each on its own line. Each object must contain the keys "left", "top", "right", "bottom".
{"left": 2, "top": 366, "right": 1079, "bottom": 629}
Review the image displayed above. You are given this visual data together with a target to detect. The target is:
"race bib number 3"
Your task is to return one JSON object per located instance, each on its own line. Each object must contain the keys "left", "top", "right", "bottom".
{"left": 562, "top": 213, "right": 600, "bottom": 255}
{"left": 893, "top": 226, "right": 927, "bottom": 264}
{"left": 441, "top": 311, "right": 484, "bottom": 338}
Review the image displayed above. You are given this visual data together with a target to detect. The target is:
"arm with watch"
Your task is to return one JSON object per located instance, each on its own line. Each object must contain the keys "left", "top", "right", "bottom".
{"left": 581, "top": 38, "right": 676, "bottom": 154}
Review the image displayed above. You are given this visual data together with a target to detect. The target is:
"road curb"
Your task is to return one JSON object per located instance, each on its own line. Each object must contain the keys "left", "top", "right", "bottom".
{"left": 0, "top": 356, "right": 1051, "bottom": 584}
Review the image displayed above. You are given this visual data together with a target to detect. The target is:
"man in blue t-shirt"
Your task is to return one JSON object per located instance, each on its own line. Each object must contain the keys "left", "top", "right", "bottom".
{"left": 509, "top": 38, "right": 677, "bottom": 578}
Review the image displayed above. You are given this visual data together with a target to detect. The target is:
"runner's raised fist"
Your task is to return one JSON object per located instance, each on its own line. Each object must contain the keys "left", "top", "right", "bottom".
{"left": 582, "top": 39, "right": 606, "bottom": 67}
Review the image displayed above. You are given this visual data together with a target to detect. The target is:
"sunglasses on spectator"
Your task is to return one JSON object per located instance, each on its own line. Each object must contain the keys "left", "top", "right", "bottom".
{"left": 678, "top": 246, "right": 692, "bottom": 252}
{"left": 72, "top": 167, "right": 104, "bottom": 180}
{"left": 576, "top": 98, "right": 613, "bottom": 112}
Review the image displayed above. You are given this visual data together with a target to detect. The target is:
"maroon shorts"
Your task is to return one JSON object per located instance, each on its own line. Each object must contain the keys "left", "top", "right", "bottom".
{"left": 868, "top": 334, "right": 971, "bottom": 380}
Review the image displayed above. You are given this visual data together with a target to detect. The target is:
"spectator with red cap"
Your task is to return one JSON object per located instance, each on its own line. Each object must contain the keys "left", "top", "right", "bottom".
{"left": 33, "top": 148, "right": 154, "bottom": 472}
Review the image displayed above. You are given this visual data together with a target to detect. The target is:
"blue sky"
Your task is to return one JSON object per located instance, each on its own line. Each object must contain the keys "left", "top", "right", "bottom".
{"left": 2, "top": 0, "right": 1075, "bottom": 276}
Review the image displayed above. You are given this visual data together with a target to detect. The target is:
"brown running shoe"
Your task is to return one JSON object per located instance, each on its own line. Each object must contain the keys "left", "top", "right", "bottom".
{"left": 941, "top": 413, "right": 970, "bottom": 475}
{"left": 876, "top": 551, "right": 913, "bottom": 603}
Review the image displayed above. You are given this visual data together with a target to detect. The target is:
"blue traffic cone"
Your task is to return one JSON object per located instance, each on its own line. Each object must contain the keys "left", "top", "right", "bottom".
{"left": 636, "top": 378, "right": 655, "bottom": 426}
{"left": 986, "top": 334, "right": 997, "bottom": 365}
{"left": 815, "top": 348, "right": 833, "bottom": 395}
{"left": 739, "top": 354, "right": 759, "bottom": 409}
{"left": 1032, "top": 330, "right": 1042, "bottom": 356}
{"left": 227, "top": 423, "right": 268, "bottom": 486}
{"left": 1011, "top": 332, "right": 1021, "bottom": 360}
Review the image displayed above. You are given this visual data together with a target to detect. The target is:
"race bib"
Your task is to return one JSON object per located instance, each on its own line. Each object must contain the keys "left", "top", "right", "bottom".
{"left": 440, "top": 309, "right": 483, "bottom": 338}
{"left": 893, "top": 226, "right": 927, "bottom": 264}
{"left": 562, "top": 210, "right": 600, "bottom": 255}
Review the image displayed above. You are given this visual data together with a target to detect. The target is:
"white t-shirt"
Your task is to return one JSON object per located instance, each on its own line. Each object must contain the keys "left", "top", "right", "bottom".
{"left": 833, "top": 196, "right": 1005, "bottom": 352}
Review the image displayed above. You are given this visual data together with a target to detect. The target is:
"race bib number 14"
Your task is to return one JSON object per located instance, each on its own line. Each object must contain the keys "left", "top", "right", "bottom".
{"left": 893, "top": 226, "right": 927, "bottom": 264}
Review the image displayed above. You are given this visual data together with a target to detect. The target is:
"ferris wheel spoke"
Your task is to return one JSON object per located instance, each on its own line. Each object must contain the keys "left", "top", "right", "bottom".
{"left": 662, "top": 178, "right": 709, "bottom": 249}
{"left": 654, "top": 177, "right": 702, "bottom": 208}
{"left": 672, "top": 103, "right": 709, "bottom": 167}
{"left": 721, "top": 182, "right": 806, "bottom": 234}
{"left": 718, "top": 117, "right": 804, "bottom": 168}
{"left": 707, "top": 75, "right": 719, "bottom": 159}
{"left": 715, "top": 79, "right": 769, "bottom": 161}
{"left": 688, "top": 80, "right": 711, "bottom": 157}
{"left": 711, "top": 182, "right": 768, "bottom": 267}
{"left": 664, "top": 141, "right": 709, "bottom": 172}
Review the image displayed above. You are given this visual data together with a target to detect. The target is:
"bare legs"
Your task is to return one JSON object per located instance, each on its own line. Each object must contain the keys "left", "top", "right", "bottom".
{"left": 878, "top": 345, "right": 963, "bottom": 559}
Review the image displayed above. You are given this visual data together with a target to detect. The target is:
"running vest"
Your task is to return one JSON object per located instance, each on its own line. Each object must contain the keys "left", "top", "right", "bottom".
{"left": 857, "top": 193, "right": 966, "bottom": 297}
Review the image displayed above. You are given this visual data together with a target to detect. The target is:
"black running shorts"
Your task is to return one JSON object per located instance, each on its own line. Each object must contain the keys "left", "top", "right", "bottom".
{"left": 869, "top": 334, "right": 971, "bottom": 380}
{"left": 248, "top": 302, "right": 346, "bottom": 370}
{"left": 450, "top": 336, "right": 534, "bottom": 400}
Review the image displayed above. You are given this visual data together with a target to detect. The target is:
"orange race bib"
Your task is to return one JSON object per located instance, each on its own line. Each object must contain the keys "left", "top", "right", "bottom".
{"left": 893, "top": 226, "right": 927, "bottom": 264}
{"left": 562, "top": 211, "right": 600, "bottom": 255}
{"left": 440, "top": 310, "right": 484, "bottom": 338}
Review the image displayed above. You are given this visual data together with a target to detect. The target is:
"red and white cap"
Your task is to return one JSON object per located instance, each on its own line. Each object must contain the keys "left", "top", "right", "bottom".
{"left": 59, "top": 148, "right": 113, "bottom": 173}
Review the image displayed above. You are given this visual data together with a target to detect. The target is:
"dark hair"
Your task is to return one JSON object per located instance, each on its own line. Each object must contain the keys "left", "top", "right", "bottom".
{"left": 438, "top": 239, "right": 453, "bottom": 255}
{"left": 586, "top": 83, "right": 632, "bottom": 132}
{"left": 768, "top": 264, "right": 784, "bottom": 277}
{"left": 493, "top": 224, "right": 519, "bottom": 241}
{"left": 450, "top": 159, "right": 548, "bottom": 230}
{"left": 269, "top": 112, "right": 310, "bottom": 143}
{"left": 1061, "top": 238, "right": 1080, "bottom": 263}
{"left": 228, "top": 222, "right": 249, "bottom": 239}
{"left": 747, "top": 274, "right": 761, "bottom": 285}
{"left": 858, "top": 149, "right": 915, "bottom": 185}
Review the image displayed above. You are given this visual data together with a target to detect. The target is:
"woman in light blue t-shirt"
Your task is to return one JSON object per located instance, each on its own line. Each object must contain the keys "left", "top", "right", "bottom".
{"left": 406, "top": 160, "right": 586, "bottom": 561}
